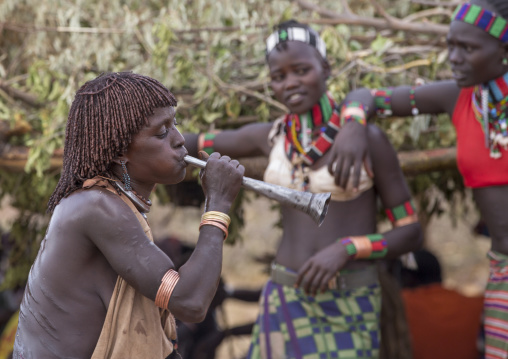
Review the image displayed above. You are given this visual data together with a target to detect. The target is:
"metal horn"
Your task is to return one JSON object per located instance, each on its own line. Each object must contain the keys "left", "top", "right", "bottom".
{"left": 184, "top": 155, "right": 331, "bottom": 226}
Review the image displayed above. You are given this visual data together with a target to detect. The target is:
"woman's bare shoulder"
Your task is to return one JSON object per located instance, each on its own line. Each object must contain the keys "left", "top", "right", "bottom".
{"left": 52, "top": 187, "right": 132, "bottom": 228}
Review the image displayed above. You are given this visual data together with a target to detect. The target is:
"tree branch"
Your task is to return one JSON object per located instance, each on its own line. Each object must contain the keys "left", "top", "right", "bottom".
{"left": 0, "top": 145, "right": 457, "bottom": 176}
{"left": 411, "top": 0, "right": 460, "bottom": 7}
{"left": 295, "top": 0, "right": 449, "bottom": 36}
{"left": 0, "top": 81, "right": 41, "bottom": 108}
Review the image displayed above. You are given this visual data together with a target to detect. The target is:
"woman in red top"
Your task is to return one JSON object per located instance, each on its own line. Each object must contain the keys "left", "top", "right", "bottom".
{"left": 332, "top": 0, "right": 508, "bottom": 357}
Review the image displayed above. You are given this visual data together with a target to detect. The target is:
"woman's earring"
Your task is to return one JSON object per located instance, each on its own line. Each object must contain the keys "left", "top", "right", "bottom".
{"left": 503, "top": 58, "right": 508, "bottom": 65}
{"left": 120, "top": 160, "right": 132, "bottom": 190}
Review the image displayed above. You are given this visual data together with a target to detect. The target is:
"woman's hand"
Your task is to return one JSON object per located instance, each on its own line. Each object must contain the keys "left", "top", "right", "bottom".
{"left": 199, "top": 151, "right": 244, "bottom": 213}
{"left": 295, "top": 241, "right": 350, "bottom": 296}
{"left": 328, "top": 122, "right": 373, "bottom": 190}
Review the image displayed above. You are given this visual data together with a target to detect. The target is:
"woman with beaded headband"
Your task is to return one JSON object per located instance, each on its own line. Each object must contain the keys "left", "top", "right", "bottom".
{"left": 184, "top": 20, "right": 422, "bottom": 358}
{"left": 12, "top": 72, "right": 245, "bottom": 358}
{"left": 330, "top": 0, "right": 508, "bottom": 357}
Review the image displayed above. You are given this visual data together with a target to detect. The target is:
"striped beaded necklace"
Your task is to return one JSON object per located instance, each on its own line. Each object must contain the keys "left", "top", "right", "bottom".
{"left": 284, "top": 93, "right": 341, "bottom": 190}
{"left": 471, "top": 72, "right": 508, "bottom": 158}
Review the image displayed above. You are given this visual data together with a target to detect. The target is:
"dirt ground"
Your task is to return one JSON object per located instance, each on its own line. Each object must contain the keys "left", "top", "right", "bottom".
{"left": 148, "top": 190, "right": 491, "bottom": 359}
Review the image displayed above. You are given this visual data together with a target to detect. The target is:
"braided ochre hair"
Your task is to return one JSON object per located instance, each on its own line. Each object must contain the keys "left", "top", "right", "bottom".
{"left": 47, "top": 72, "right": 177, "bottom": 213}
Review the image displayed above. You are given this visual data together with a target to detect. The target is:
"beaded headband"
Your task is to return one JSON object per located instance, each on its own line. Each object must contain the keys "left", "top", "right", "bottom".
{"left": 265, "top": 26, "right": 327, "bottom": 58}
{"left": 452, "top": 3, "right": 508, "bottom": 42}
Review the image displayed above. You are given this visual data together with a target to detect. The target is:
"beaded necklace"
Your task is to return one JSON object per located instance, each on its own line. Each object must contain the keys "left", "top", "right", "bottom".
{"left": 471, "top": 72, "right": 508, "bottom": 158}
{"left": 284, "top": 93, "right": 341, "bottom": 190}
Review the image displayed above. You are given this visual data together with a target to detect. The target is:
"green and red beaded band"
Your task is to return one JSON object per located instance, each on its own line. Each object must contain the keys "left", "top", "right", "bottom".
{"left": 373, "top": 88, "right": 394, "bottom": 117}
{"left": 385, "top": 199, "right": 416, "bottom": 223}
{"left": 340, "top": 101, "right": 367, "bottom": 126}
{"left": 453, "top": 3, "right": 508, "bottom": 43}
{"left": 198, "top": 132, "right": 218, "bottom": 155}
{"left": 341, "top": 238, "right": 358, "bottom": 257}
{"left": 339, "top": 234, "right": 388, "bottom": 260}
{"left": 409, "top": 87, "right": 419, "bottom": 116}
{"left": 367, "top": 234, "right": 388, "bottom": 258}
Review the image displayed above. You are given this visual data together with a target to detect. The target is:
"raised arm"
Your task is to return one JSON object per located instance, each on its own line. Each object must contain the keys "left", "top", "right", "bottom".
{"left": 80, "top": 153, "right": 244, "bottom": 323}
{"left": 329, "top": 80, "right": 461, "bottom": 189}
{"left": 184, "top": 122, "right": 274, "bottom": 159}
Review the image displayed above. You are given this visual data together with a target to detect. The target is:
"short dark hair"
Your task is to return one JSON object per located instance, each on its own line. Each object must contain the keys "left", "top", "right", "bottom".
{"left": 48, "top": 72, "right": 177, "bottom": 213}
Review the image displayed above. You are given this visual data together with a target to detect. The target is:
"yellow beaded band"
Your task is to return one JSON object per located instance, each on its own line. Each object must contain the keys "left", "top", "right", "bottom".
{"left": 155, "top": 269, "right": 180, "bottom": 309}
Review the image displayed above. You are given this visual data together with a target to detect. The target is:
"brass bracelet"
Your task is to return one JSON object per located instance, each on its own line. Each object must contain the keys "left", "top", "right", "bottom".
{"left": 201, "top": 211, "right": 231, "bottom": 227}
{"left": 155, "top": 269, "right": 180, "bottom": 309}
{"left": 199, "top": 219, "right": 229, "bottom": 241}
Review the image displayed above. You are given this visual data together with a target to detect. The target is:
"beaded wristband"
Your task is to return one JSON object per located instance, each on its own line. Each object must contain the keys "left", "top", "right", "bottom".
{"left": 339, "top": 234, "right": 388, "bottom": 259}
{"left": 385, "top": 200, "right": 418, "bottom": 227}
{"left": 372, "top": 88, "right": 394, "bottom": 117}
{"left": 340, "top": 101, "right": 367, "bottom": 126}
{"left": 155, "top": 269, "right": 180, "bottom": 309}
{"left": 197, "top": 132, "right": 219, "bottom": 155}
{"left": 409, "top": 87, "right": 419, "bottom": 116}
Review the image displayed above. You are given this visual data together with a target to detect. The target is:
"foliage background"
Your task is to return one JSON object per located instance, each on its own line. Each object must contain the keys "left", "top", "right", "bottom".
{"left": 0, "top": 0, "right": 464, "bottom": 289}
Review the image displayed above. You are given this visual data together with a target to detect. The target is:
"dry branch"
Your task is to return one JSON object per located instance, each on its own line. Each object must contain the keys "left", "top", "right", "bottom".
{"left": 207, "top": 67, "right": 288, "bottom": 113}
{"left": 296, "top": 0, "right": 449, "bottom": 35}
{"left": 0, "top": 22, "right": 125, "bottom": 34}
{"left": 2, "top": 0, "right": 451, "bottom": 38}
{"left": 411, "top": 0, "right": 460, "bottom": 7}
{"left": 398, "top": 147, "right": 456, "bottom": 176}
{"left": 0, "top": 81, "right": 40, "bottom": 108}
{"left": 0, "top": 145, "right": 457, "bottom": 177}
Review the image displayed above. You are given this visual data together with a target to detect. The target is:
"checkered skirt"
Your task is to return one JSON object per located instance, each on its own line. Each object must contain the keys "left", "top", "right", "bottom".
{"left": 247, "top": 277, "right": 381, "bottom": 359}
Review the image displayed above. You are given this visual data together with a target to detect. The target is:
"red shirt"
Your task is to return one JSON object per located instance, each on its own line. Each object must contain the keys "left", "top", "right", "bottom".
{"left": 452, "top": 87, "right": 508, "bottom": 188}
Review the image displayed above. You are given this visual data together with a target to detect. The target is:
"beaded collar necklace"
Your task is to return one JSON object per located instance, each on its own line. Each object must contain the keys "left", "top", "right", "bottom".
{"left": 283, "top": 93, "right": 341, "bottom": 190}
{"left": 471, "top": 72, "right": 508, "bottom": 158}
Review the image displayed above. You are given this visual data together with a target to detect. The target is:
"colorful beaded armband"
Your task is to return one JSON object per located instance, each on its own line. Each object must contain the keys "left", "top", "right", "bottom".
{"left": 373, "top": 88, "right": 394, "bottom": 117}
{"left": 340, "top": 101, "right": 367, "bottom": 126}
{"left": 385, "top": 200, "right": 418, "bottom": 227}
{"left": 409, "top": 87, "right": 419, "bottom": 116}
{"left": 339, "top": 234, "right": 388, "bottom": 260}
{"left": 198, "top": 132, "right": 218, "bottom": 155}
